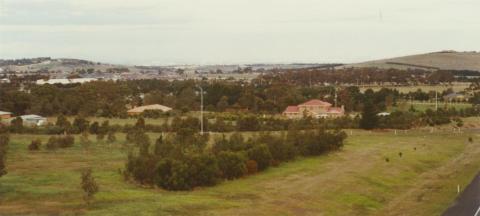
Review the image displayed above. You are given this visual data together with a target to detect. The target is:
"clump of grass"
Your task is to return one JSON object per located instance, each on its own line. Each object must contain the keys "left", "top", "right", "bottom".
{"left": 398, "top": 152, "right": 403, "bottom": 158}
{"left": 468, "top": 137, "right": 473, "bottom": 143}
{"left": 385, "top": 157, "right": 390, "bottom": 163}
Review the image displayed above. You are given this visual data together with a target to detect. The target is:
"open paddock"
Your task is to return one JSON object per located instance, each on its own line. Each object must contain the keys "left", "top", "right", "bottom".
{"left": 1, "top": 119, "right": 480, "bottom": 215}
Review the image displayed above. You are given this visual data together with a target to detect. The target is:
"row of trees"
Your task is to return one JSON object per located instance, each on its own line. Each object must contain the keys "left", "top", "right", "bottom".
{"left": 4, "top": 75, "right": 474, "bottom": 118}
{"left": 2, "top": 101, "right": 478, "bottom": 135}
{"left": 124, "top": 127, "right": 347, "bottom": 190}
{"left": 359, "top": 106, "right": 479, "bottom": 130}
{"left": 260, "top": 67, "right": 462, "bottom": 86}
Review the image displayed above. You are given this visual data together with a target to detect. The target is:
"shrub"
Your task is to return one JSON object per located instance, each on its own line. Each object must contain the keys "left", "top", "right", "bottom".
{"left": 217, "top": 151, "right": 247, "bottom": 180}
{"left": 81, "top": 168, "right": 99, "bottom": 205}
{"left": 10, "top": 117, "right": 23, "bottom": 133}
{"left": 28, "top": 139, "right": 42, "bottom": 151}
{"left": 89, "top": 121, "right": 99, "bottom": 134}
{"left": 96, "top": 133, "right": 105, "bottom": 141}
{"left": 58, "top": 135, "right": 75, "bottom": 148}
{"left": 245, "top": 160, "right": 258, "bottom": 174}
{"left": 80, "top": 132, "right": 91, "bottom": 149}
{"left": 46, "top": 136, "right": 59, "bottom": 150}
{"left": 125, "top": 153, "right": 157, "bottom": 185}
{"left": 107, "top": 131, "right": 116, "bottom": 143}
{"left": 247, "top": 144, "right": 272, "bottom": 171}
{"left": 189, "top": 154, "right": 220, "bottom": 186}
{"left": 135, "top": 117, "right": 146, "bottom": 130}
{"left": 0, "top": 134, "right": 9, "bottom": 177}
{"left": 72, "top": 117, "right": 90, "bottom": 134}
{"left": 259, "top": 133, "right": 297, "bottom": 162}
{"left": 55, "top": 115, "right": 71, "bottom": 132}
{"left": 46, "top": 135, "right": 75, "bottom": 150}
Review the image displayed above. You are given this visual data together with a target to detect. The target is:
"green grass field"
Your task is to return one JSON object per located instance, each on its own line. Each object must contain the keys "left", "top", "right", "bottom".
{"left": 390, "top": 101, "right": 472, "bottom": 112}
{"left": 1, "top": 119, "right": 480, "bottom": 215}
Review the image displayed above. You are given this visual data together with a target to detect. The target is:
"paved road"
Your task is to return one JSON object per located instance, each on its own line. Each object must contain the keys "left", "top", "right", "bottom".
{"left": 442, "top": 173, "right": 480, "bottom": 216}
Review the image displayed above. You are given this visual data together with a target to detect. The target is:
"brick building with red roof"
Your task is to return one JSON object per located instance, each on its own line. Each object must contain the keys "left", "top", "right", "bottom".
{"left": 282, "top": 99, "right": 344, "bottom": 118}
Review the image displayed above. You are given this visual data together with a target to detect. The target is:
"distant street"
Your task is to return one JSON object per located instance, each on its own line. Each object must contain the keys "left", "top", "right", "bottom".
{"left": 442, "top": 173, "right": 480, "bottom": 216}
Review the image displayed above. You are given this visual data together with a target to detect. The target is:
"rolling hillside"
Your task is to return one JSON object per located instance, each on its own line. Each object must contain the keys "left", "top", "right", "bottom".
{"left": 342, "top": 51, "right": 480, "bottom": 71}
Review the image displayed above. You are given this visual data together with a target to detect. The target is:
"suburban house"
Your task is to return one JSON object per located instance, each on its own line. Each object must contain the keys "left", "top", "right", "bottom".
{"left": 0, "top": 111, "right": 12, "bottom": 119}
{"left": 127, "top": 104, "right": 173, "bottom": 116}
{"left": 283, "top": 99, "right": 345, "bottom": 118}
{"left": 443, "top": 93, "right": 467, "bottom": 102}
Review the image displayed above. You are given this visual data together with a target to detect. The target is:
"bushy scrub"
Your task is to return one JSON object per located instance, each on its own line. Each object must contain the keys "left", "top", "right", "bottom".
{"left": 46, "top": 135, "right": 75, "bottom": 150}
{"left": 124, "top": 127, "right": 347, "bottom": 191}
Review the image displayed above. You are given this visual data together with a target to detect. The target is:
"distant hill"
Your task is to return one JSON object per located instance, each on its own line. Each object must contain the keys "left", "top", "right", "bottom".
{"left": 0, "top": 57, "right": 330, "bottom": 74}
{"left": 341, "top": 51, "right": 480, "bottom": 71}
{"left": 0, "top": 58, "right": 133, "bottom": 73}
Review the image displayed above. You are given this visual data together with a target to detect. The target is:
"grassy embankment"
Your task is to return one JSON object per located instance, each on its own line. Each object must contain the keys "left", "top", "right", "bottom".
{"left": 1, "top": 117, "right": 480, "bottom": 215}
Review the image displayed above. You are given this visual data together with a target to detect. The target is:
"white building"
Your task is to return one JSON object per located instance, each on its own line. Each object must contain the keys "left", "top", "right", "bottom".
{"left": 377, "top": 112, "right": 391, "bottom": 117}
{"left": 36, "top": 78, "right": 97, "bottom": 85}
{"left": 20, "top": 115, "right": 48, "bottom": 126}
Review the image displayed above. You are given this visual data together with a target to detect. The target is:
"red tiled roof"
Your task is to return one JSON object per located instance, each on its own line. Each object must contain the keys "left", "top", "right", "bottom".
{"left": 299, "top": 99, "right": 332, "bottom": 107}
{"left": 284, "top": 106, "right": 300, "bottom": 113}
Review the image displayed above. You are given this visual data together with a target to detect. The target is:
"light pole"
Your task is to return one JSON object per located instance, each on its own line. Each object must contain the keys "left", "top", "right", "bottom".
{"left": 196, "top": 85, "right": 204, "bottom": 135}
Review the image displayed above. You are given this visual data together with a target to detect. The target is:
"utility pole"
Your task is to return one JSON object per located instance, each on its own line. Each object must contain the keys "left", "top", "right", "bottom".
{"left": 334, "top": 84, "right": 338, "bottom": 107}
{"left": 196, "top": 85, "right": 204, "bottom": 135}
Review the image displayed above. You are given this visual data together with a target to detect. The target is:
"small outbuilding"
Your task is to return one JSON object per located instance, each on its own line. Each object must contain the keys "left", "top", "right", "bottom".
{"left": 443, "top": 93, "right": 467, "bottom": 102}
{"left": 127, "top": 104, "right": 172, "bottom": 116}
{"left": 20, "top": 114, "right": 48, "bottom": 126}
{"left": 0, "top": 111, "right": 12, "bottom": 119}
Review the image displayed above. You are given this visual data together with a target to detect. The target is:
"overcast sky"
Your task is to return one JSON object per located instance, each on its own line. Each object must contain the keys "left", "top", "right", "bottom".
{"left": 0, "top": 0, "right": 479, "bottom": 65}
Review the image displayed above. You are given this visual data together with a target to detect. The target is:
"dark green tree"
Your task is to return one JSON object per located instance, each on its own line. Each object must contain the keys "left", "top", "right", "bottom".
{"left": 216, "top": 96, "right": 229, "bottom": 112}
{"left": 0, "top": 134, "right": 10, "bottom": 177}
{"left": 55, "top": 115, "right": 71, "bottom": 132}
{"left": 359, "top": 101, "right": 378, "bottom": 130}
{"left": 73, "top": 117, "right": 89, "bottom": 134}
{"left": 10, "top": 117, "right": 23, "bottom": 133}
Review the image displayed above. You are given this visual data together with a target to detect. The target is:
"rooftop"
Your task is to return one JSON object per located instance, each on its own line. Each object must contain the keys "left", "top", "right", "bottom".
{"left": 128, "top": 104, "right": 172, "bottom": 113}
{"left": 284, "top": 106, "right": 300, "bottom": 113}
{"left": 299, "top": 99, "right": 332, "bottom": 107}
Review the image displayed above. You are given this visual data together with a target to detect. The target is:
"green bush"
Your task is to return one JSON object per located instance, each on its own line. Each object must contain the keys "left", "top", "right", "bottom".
{"left": 46, "top": 135, "right": 75, "bottom": 150}
{"left": 28, "top": 139, "right": 42, "bottom": 151}
{"left": 0, "top": 133, "right": 9, "bottom": 177}
{"left": 247, "top": 144, "right": 272, "bottom": 171}
{"left": 126, "top": 128, "right": 347, "bottom": 191}
{"left": 217, "top": 151, "right": 247, "bottom": 180}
